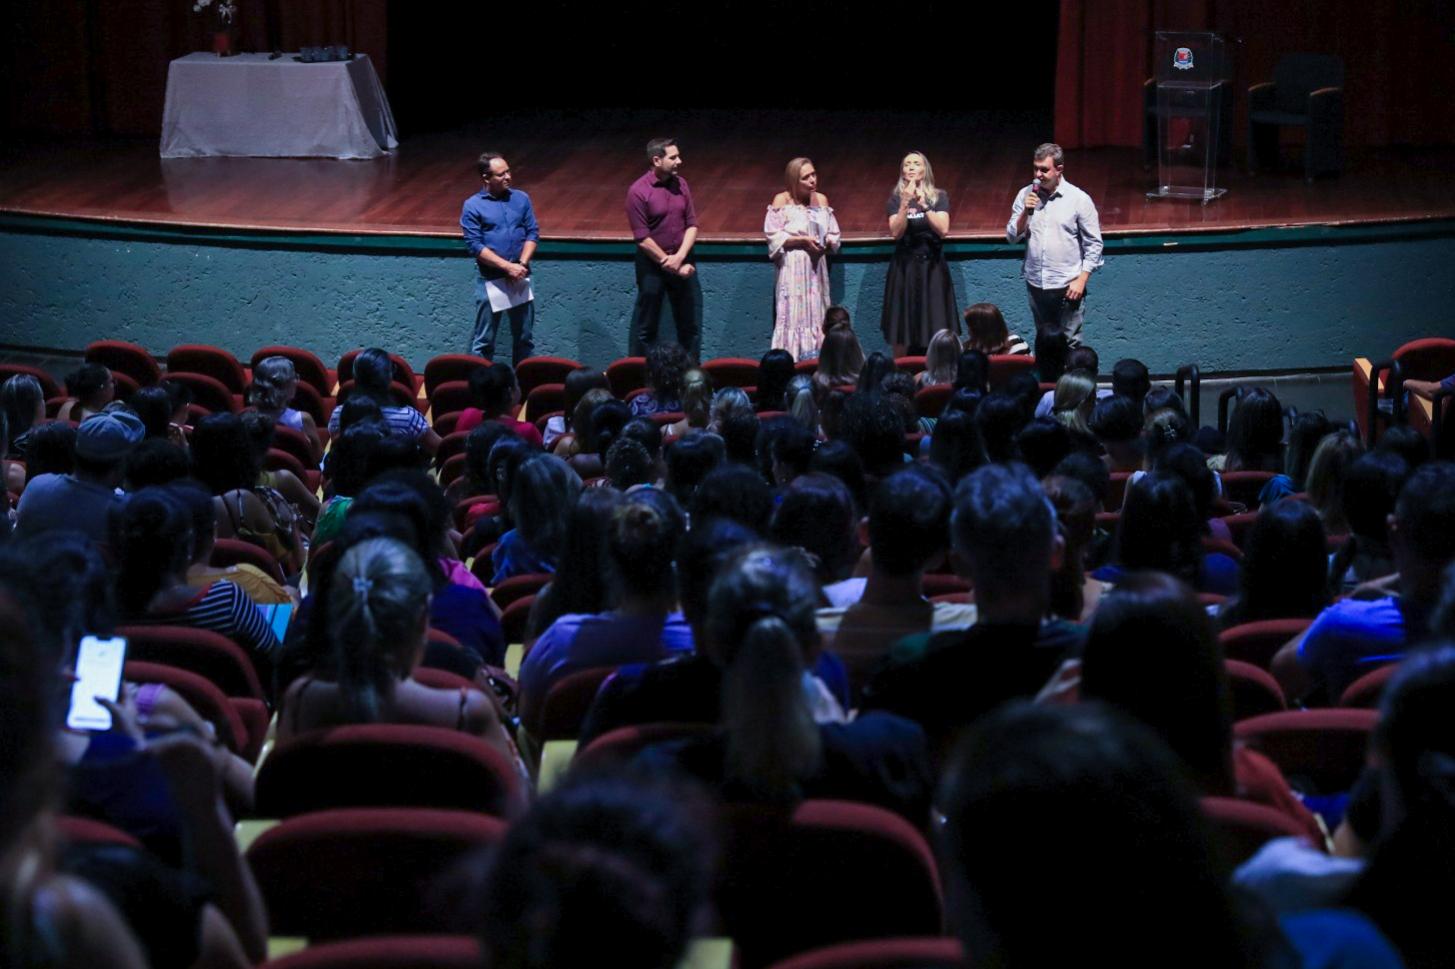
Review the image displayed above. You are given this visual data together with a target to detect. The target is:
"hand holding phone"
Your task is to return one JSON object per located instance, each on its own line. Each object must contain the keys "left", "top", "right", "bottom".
{"left": 66, "top": 635, "right": 127, "bottom": 731}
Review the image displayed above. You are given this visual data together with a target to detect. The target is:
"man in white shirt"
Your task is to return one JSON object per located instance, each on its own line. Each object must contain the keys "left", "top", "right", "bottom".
{"left": 1006, "top": 143, "right": 1104, "bottom": 381}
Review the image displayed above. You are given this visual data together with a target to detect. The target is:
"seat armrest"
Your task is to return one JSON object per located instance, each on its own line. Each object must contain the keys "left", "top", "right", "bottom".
{"left": 1248, "top": 81, "right": 1276, "bottom": 109}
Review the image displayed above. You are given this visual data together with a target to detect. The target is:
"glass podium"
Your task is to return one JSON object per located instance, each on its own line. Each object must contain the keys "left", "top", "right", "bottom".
{"left": 1147, "top": 31, "right": 1229, "bottom": 203}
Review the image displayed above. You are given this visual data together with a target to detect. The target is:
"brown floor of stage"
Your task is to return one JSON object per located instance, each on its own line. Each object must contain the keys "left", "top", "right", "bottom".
{"left": 3, "top": 111, "right": 1452, "bottom": 241}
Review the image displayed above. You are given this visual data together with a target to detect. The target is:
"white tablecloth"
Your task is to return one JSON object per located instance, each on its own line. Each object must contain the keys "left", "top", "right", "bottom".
{"left": 160, "top": 53, "right": 398, "bottom": 159}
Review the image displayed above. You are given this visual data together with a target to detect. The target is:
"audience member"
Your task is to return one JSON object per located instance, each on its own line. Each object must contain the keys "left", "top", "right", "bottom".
{"left": 543, "top": 367, "right": 609, "bottom": 452}
{"left": 1111, "top": 357, "right": 1152, "bottom": 408}
{"left": 458, "top": 361, "right": 543, "bottom": 447}
{"left": 771, "top": 472, "right": 860, "bottom": 591}
{"left": 527, "top": 487, "right": 624, "bottom": 643}
{"left": 961, "top": 302, "right": 1027, "bottom": 356}
{"left": 630, "top": 343, "right": 692, "bottom": 417}
{"left": 16, "top": 411, "right": 142, "bottom": 545}
{"left": 328, "top": 348, "right": 441, "bottom": 453}
{"left": 690, "top": 463, "right": 774, "bottom": 533}
{"left": 1089, "top": 393, "right": 1143, "bottom": 471}
{"left": 812, "top": 325, "right": 863, "bottom": 401}
{"left": 1219, "top": 499, "right": 1329, "bottom": 628}
{"left": 1284, "top": 411, "right": 1334, "bottom": 491}
{"left": 491, "top": 453, "right": 581, "bottom": 583}
{"left": 918, "top": 328, "right": 961, "bottom": 387}
{"left": 1220, "top": 387, "right": 1284, "bottom": 473}
{"left": 755, "top": 348, "right": 796, "bottom": 412}
{"left": 1303, "top": 429, "right": 1363, "bottom": 536}
{"left": 249, "top": 355, "right": 323, "bottom": 462}
{"left": 1326, "top": 450, "right": 1409, "bottom": 593}
{"left": 56, "top": 362, "right": 115, "bottom": 424}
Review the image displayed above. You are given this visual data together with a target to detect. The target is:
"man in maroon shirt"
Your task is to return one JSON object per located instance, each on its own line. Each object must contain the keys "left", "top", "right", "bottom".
{"left": 625, "top": 137, "right": 703, "bottom": 360}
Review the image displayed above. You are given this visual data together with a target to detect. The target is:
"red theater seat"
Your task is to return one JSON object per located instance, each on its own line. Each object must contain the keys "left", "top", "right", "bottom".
{"left": 167, "top": 344, "right": 249, "bottom": 395}
{"left": 423, "top": 354, "right": 488, "bottom": 398}
{"left": 1233, "top": 709, "right": 1378, "bottom": 795}
{"left": 515, "top": 356, "right": 583, "bottom": 398}
{"left": 259, "top": 936, "right": 483, "bottom": 969}
{"left": 251, "top": 345, "right": 334, "bottom": 397}
{"left": 86, "top": 340, "right": 162, "bottom": 388}
{"left": 1201, "top": 797, "right": 1312, "bottom": 868}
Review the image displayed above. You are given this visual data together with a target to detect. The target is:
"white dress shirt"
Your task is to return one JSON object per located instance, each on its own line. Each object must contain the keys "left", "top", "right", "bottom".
{"left": 1006, "top": 177, "right": 1105, "bottom": 289}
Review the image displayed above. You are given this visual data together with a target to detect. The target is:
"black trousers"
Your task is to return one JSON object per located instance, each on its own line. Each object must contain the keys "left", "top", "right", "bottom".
{"left": 629, "top": 250, "right": 702, "bottom": 360}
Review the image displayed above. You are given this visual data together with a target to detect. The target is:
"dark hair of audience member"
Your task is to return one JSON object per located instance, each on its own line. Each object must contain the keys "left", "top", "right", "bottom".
{"left": 325, "top": 424, "right": 385, "bottom": 499}
{"left": 676, "top": 515, "right": 761, "bottom": 636}
{"left": 1284, "top": 411, "right": 1334, "bottom": 489}
{"left": 474, "top": 773, "right": 712, "bottom": 969}
{"left": 111, "top": 487, "right": 193, "bottom": 615}
{"left": 586, "top": 399, "right": 632, "bottom": 459}
{"left": 817, "top": 387, "right": 847, "bottom": 439}
{"left": 868, "top": 466, "right": 952, "bottom": 577}
{"left": 124, "top": 438, "right": 191, "bottom": 491}
{"left": 1111, "top": 358, "right": 1151, "bottom": 405}
{"left": 1064, "top": 345, "right": 1100, "bottom": 378}
{"left": 0, "top": 532, "right": 117, "bottom": 668}
{"left": 1434, "top": 563, "right": 1455, "bottom": 640}
{"left": 510, "top": 454, "right": 581, "bottom": 567}
{"left": 716, "top": 410, "right": 760, "bottom": 467}
{"left": 807, "top": 439, "right": 866, "bottom": 514}
{"left": 606, "top": 489, "right": 685, "bottom": 601}
{"left": 605, "top": 437, "right": 654, "bottom": 490}
{"left": 65, "top": 362, "right": 112, "bottom": 406}
{"left": 1393, "top": 462, "right": 1455, "bottom": 571}
{"left": 941, "top": 386, "right": 982, "bottom": 421}
{"left": 1, "top": 374, "right": 44, "bottom": 452}
{"left": 1141, "top": 385, "right": 1186, "bottom": 419}
{"left": 953, "top": 349, "right": 990, "bottom": 396}
{"left": 1002, "top": 370, "right": 1043, "bottom": 420}
{"left": 351, "top": 472, "right": 453, "bottom": 588}
{"left": 767, "top": 418, "right": 815, "bottom": 485}
{"left": 238, "top": 409, "right": 278, "bottom": 465}
{"left": 756, "top": 349, "right": 795, "bottom": 412}
{"left": 1080, "top": 572, "right": 1236, "bottom": 792}
{"left": 1224, "top": 387, "right": 1284, "bottom": 473}
{"left": 939, "top": 702, "right": 1265, "bottom": 969}
{"left": 350, "top": 347, "right": 397, "bottom": 407}
{"left": 486, "top": 434, "right": 534, "bottom": 521}
{"left": 664, "top": 432, "right": 725, "bottom": 506}
{"left": 951, "top": 463, "right": 1057, "bottom": 604}
{"left": 879, "top": 371, "right": 920, "bottom": 432}
{"left": 645, "top": 343, "right": 693, "bottom": 403}
{"left": 1015, "top": 417, "right": 1073, "bottom": 479}
{"left": 461, "top": 421, "right": 510, "bottom": 497}
{"left": 1153, "top": 442, "right": 1216, "bottom": 526}
{"left": 335, "top": 393, "right": 384, "bottom": 434}
{"left": 1327, "top": 450, "right": 1410, "bottom": 591}
{"left": 1053, "top": 449, "right": 1111, "bottom": 508}
{"left": 1115, "top": 471, "right": 1203, "bottom": 585}
{"left": 469, "top": 363, "right": 519, "bottom": 419}
{"left": 855, "top": 352, "right": 896, "bottom": 397}
{"left": 771, "top": 472, "right": 859, "bottom": 585}
{"left": 162, "top": 378, "right": 193, "bottom": 420}
{"left": 704, "top": 544, "right": 825, "bottom": 800}
{"left": 1304, "top": 430, "right": 1363, "bottom": 534}
{"left": 562, "top": 368, "right": 610, "bottom": 432}
{"left": 929, "top": 410, "right": 985, "bottom": 484}
{"left": 1221, "top": 499, "right": 1330, "bottom": 628}
{"left": 621, "top": 417, "right": 663, "bottom": 462}
{"left": 128, "top": 385, "right": 174, "bottom": 440}
{"left": 1090, "top": 394, "right": 1143, "bottom": 469}
{"left": 189, "top": 413, "right": 260, "bottom": 495}
{"left": 23, "top": 422, "right": 76, "bottom": 482}
{"left": 1374, "top": 424, "right": 1430, "bottom": 472}
{"left": 754, "top": 415, "right": 795, "bottom": 483}
{"left": 691, "top": 463, "right": 775, "bottom": 533}
{"left": 814, "top": 327, "right": 864, "bottom": 398}
{"left": 172, "top": 478, "right": 218, "bottom": 563}
{"left": 529, "top": 488, "right": 625, "bottom": 638}
{"left": 1345, "top": 644, "right": 1455, "bottom": 969}
{"left": 1043, "top": 474, "right": 1098, "bottom": 621}
{"left": 838, "top": 393, "right": 904, "bottom": 476}
{"left": 974, "top": 393, "right": 1026, "bottom": 464}
{"left": 822, "top": 304, "right": 851, "bottom": 334}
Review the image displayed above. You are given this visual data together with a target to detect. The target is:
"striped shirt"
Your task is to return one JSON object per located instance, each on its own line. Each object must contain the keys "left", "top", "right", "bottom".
{"left": 141, "top": 580, "right": 280, "bottom": 657}
{"left": 327, "top": 403, "right": 429, "bottom": 440}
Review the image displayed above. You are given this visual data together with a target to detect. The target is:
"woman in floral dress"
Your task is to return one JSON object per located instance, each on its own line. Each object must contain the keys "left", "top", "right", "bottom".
{"left": 766, "top": 157, "right": 842, "bottom": 360}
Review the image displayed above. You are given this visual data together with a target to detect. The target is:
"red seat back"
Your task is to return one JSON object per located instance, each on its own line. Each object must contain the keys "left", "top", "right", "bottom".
{"left": 211, "top": 536, "right": 288, "bottom": 585}
{"left": 1224, "top": 659, "right": 1287, "bottom": 721}
{"left": 913, "top": 384, "right": 952, "bottom": 419}
{"left": 1220, "top": 471, "right": 1276, "bottom": 510}
{"left": 575, "top": 722, "right": 718, "bottom": 772}
{"left": 533, "top": 666, "right": 616, "bottom": 741}
{"left": 524, "top": 383, "right": 565, "bottom": 422}
{"left": 251, "top": 345, "right": 334, "bottom": 397}
{"left": 338, "top": 379, "right": 418, "bottom": 411}
{"left": 893, "top": 355, "right": 927, "bottom": 376}
{"left": 987, "top": 354, "right": 1037, "bottom": 390}
{"left": 167, "top": 344, "right": 248, "bottom": 394}
{"left": 1200, "top": 796, "right": 1311, "bottom": 869}
{"left": 1218, "top": 619, "right": 1312, "bottom": 669}
{"left": 124, "top": 660, "right": 248, "bottom": 754}
{"left": 56, "top": 815, "right": 144, "bottom": 849}
{"left": 434, "top": 431, "right": 470, "bottom": 469}
{"left": 260, "top": 936, "right": 482, "bottom": 969}
{"left": 1339, "top": 663, "right": 1398, "bottom": 708}
{"left": 515, "top": 356, "right": 584, "bottom": 398}
{"left": 246, "top": 808, "right": 505, "bottom": 939}
{"left": 1233, "top": 709, "right": 1378, "bottom": 795}
{"left": 498, "top": 595, "right": 534, "bottom": 647}
{"left": 428, "top": 380, "right": 475, "bottom": 418}
{"left": 118, "top": 624, "right": 264, "bottom": 699}
{"left": 423, "top": 354, "right": 489, "bottom": 398}
{"left": 716, "top": 800, "right": 943, "bottom": 969}
{"left": 0, "top": 364, "right": 63, "bottom": 400}
{"left": 1393, "top": 337, "right": 1455, "bottom": 382}
{"left": 85, "top": 339, "right": 162, "bottom": 387}
{"left": 703, "top": 357, "right": 760, "bottom": 389}
{"left": 606, "top": 357, "right": 648, "bottom": 397}
{"left": 254, "top": 724, "right": 521, "bottom": 817}
{"left": 765, "top": 938, "right": 965, "bottom": 969}
{"left": 165, "top": 371, "right": 239, "bottom": 414}
{"left": 489, "top": 572, "right": 551, "bottom": 610}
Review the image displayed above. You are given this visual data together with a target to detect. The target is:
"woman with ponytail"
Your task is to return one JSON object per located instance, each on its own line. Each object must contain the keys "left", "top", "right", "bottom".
{"left": 641, "top": 544, "right": 932, "bottom": 825}
{"left": 277, "top": 536, "right": 518, "bottom": 767}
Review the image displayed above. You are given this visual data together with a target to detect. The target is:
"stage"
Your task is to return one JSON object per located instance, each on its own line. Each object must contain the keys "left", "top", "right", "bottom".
{"left": 3, "top": 111, "right": 1453, "bottom": 241}
{"left": 2, "top": 111, "right": 1453, "bottom": 379}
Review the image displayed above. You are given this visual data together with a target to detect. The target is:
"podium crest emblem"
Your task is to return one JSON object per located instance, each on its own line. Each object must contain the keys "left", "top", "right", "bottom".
{"left": 1173, "top": 47, "right": 1195, "bottom": 70}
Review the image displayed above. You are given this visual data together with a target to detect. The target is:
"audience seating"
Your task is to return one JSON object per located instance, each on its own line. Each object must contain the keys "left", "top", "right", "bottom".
{"left": 338, "top": 349, "right": 423, "bottom": 394}
{"left": 1218, "top": 471, "right": 1276, "bottom": 510}
{"left": 167, "top": 345, "right": 249, "bottom": 397}
{"left": 530, "top": 666, "right": 616, "bottom": 741}
{"left": 264, "top": 447, "right": 310, "bottom": 484}
{"left": 434, "top": 431, "right": 470, "bottom": 469}
{"left": 1219, "top": 619, "right": 1312, "bottom": 670}
{"left": 85, "top": 339, "right": 162, "bottom": 387}
{"left": 523, "top": 383, "right": 565, "bottom": 423}
{"left": 765, "top": 938, "right": 965, "bottom": 969}
{"left": 532, "top": 410, "right": 562, "bottom": 435}
{"left": 704, "top": 357, "right": 759, "bottom": 390}
{"left": 715, "top": 800, "right": 943, "bottom": 969}
{"left": 119, "top": 624, "right": 265, "bottom": 700}
{"left": 422, "top": 354, "right": 488, "bottom": 398}
{"left": 211, "top": 536, "right": 288, "bottom": 585}
{"left": 246, "top": 808, "right": 505, "bottom": 940}
{"left": 56, "top": 815, "right": 145, "bottom": 849}
{"left": 427, "top": 381, "right": 474, "bottom": 418}
{"left": 123, "top": 660, "right": 258, "bottom": 759}
{"left": 1104, "top": 471, "right": 1131, "bottom": 511}
{"left": 286, "top": 380, "right": 332, "bottom": 425}
{"left": 269, "top": 424, "right": 318, "bottom": 467}
{"left": 437, "top": 454, "right": 468, "bottom": 491}
{"left": 1339, "top": 663, "right": 1397, "bottom": 708}
{"left": 986, "top": 354, "right": 1037, "bottom": 389}
{"left": 433, "top": 411, "right": 463, "bottom": 437}
{"left": 410, "top": 667, "right": 478, "bottom": 693}
{"left": 893, "top": 355, "right": 926, "bottom": 376}
{"left": 165, "top": 371, "right": 240, "bottom": 414}
{"left": 468, "top": 546, "right": 498, "bottom": 586}
{"left": 1247, "top": 53, "right": 1344, "bottom": 181}
{"left": 338, "top": 379, "right": 421, "bottom": 411}
{"left": 920, "top": 574, "right": 970, "bottom": 598}
{"left": 913, "top": 384, "right": 952, "bottom": 420}
{"left": 489, "top": 572, "right": 551, "bottom": 611}
{"left": 498, "top": 596, "right": 534, "bottom": 647}
{"left": 251, "top": 345, "right": 335, "bottom": 397}
{"left": 0, "top": 363, "right": 62, "bottom": 399}
{"left": 254, "top": 724, "right": 522, "bottom": 817}
{"left": 1221, "top": 510, "right": 1259, "bottom": 549}
{"left": 605, "top": 356, "right": 647, "bottom": 397}
{"left": 259, "top": 936, "right": 483, "bottom": 969}
{"left": 1225, "top": 660, "right": 1287, "bottom": 721}
{"left": 1200, "top": 797, "right": 1312, "bottom": 868}
{"left": 1232, "top": 709, "right": 1378, "bottom": 795}
{"left": 574, "top": 722, "right": 718, "bottom": 772}
{"left": 453, "top": 496, "right": 497, "bottom": 532}
{"left": 514, "top": 356, "right": 582, "bottom": 398}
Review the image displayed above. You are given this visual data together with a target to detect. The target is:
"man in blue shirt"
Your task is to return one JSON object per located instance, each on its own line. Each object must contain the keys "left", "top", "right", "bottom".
{"left": 461, "top": 152, "right": 540, "bottom": 364}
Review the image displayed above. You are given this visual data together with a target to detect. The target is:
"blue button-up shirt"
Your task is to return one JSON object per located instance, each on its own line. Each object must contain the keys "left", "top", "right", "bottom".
{"left": 461, "top": 188, "right": 540, "bottom": 280}
{"left": 1006, "top": 177, "right": 1104, "bottom": 289}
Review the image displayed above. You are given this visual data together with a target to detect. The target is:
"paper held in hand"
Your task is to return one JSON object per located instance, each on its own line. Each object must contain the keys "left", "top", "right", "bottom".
{"left": 485, "top": 277, "right": 534, "bottom": 312}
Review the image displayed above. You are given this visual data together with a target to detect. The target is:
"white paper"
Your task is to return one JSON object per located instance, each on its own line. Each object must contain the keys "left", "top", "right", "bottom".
{"left": 484, "top": 276, "right": 534, "bottom": 312}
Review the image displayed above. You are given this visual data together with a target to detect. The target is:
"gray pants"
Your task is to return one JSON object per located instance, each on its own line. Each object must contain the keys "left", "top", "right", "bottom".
{"left": 1026, "top": 283, "right": 1086, "bottom": 382}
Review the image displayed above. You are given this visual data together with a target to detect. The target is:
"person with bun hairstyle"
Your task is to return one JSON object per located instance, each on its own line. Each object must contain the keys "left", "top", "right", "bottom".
{"left": 249, "top": 356, "right": 322, "bottom": 462}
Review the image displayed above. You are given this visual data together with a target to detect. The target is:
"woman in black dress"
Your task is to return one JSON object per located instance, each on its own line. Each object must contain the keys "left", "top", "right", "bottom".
{"left": 882, "top": 151, "right": 959, "bottom": 357}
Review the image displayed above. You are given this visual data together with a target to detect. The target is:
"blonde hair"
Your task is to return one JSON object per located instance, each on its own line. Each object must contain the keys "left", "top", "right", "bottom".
{"left": 249, "top": 356, "right": 298, "bottom": 415}
{"left": 1052, "top": 372, "right": 1098, "bottom": 436}
{"left": 785, "top": 157, "right": 815, "bottom": 204}
{"left": 680, "top": 369, "right": 712, "bottom": 429}
{"left": 894, "top": 151, "right": 940, "bottom": 207}
{"left": 923, "top": 329, "right": 962, "bottom": 386}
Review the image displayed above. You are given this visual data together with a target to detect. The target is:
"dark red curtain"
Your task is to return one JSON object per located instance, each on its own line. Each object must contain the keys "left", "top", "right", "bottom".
{"left": 1055, "top": 0, "right": 1455, "bottom": 148}
{"left": 3, "top": 1, "right": 386, "bottom": 136}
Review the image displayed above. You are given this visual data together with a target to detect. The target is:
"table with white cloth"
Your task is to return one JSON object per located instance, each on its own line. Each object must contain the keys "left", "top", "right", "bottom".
{"left": 160, "top": 52, "right": 398, "bottom": 159}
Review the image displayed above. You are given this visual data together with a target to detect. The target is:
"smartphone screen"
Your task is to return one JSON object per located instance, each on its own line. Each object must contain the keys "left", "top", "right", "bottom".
{"left": 66, "top": 635, "right": 127, "bottom": 731}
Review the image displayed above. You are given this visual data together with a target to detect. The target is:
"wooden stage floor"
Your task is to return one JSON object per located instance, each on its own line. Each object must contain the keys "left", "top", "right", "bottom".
{"left": 3, "top": 111, "right": 1452, "bottom": 242}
